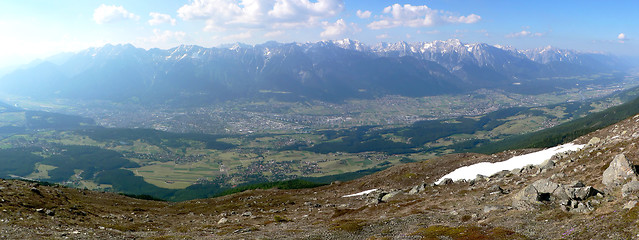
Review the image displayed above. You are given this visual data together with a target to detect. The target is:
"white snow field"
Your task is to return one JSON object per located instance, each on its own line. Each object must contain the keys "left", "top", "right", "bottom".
{"left": 436, "top": 143, "right": 584, "bottom": 184}
{"left": 342, "top": 189, "right": 378, "bottom": 198}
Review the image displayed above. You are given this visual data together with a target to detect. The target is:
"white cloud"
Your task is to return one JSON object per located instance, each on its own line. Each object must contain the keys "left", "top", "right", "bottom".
{"left": 368, "top": 4, "right": 480, "bottom": 29}
{"left": 376, "top": 33, "right": 389, "bottom": 39}
{"left": 506, "top": 30, "right": 544, "bottom": 38}
{"left": 178, "top": 0, "right": 344, "bottom": 31}
{"left": 93, "top": 4, "right": 140, "bottom": 24}
{"left": 356, "top": 10, "right": 371, "bottom": 19}
{"left": 320, "top": 19, "right": 360, "bottom": 38}
{"left": 149, "top": 12, "right": 177, "bottom": 26}
{"left": 618, "top": 33, "right": 628, "bottom": 43}
{"left": 618, "top": 33, "right": 627, "bottom": 40}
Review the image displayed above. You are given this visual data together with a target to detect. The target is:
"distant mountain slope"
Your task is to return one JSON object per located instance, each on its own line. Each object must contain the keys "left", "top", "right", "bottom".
{"left": 0, "top": 39, "right": 626, "bottom": 103}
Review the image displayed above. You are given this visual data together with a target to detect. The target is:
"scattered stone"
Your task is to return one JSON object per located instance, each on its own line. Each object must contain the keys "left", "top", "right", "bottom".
{"left": 572, "top": 202, "right": 593, "bottom": 213}
{"left": 440, "top": 178, "right": 453, "bottom": 185}
{"left": 488, "top": 185, "right": 508, "bottom": 195}
{"left": 539, "top": 159, "right": 556, "bottom": 170}
{"left": 381, "top": 191, "right": 401, "bottom": 202}
{"left": 587, "top": 137, "right": 601, "bottom": 147}
{"left": 475, "top": 175, "right": 488, "bottom": 182}
{"left": 408, "top": 183, "right": 427, "bottom": 195}
{"left": 565, "top": 186, "right": 596, "bottom": 201}
{"left": 366, "top": 191, "right": 386, "bottom": 205}
{"left": 569, "top": 181, "right": 585, "bottom": 188}
{"left": 218, "top": 217, "right": 228, "bottom": 224}
{"left": 468, "top": 179, "right": 476, "bottom": 186}
{"left": 602, "top": 154, "right": 637, "bottom": 187}
{"left": 622, "top": 180, "right": 639, "bottom": 198}
{"left": 241, "top": 212, "right": 252, "bottom": 217}
{"left": 483, "top": 206, "right": 500, "bottom": 213}
{"left": 624, "top": 201, "right": 638, "bottom": 209}
{"left": 45, "top": 209, "right": 55, "bottom": 216}
{"left": 490, "top": 170, "right": 511, "bottom": 178}
{"left": 550, "top": 172, "right": 566, "bottom": 180}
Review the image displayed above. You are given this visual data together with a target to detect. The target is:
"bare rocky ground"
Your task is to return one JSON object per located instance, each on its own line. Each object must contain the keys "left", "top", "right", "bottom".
{"left": 5, "top": 115, "right": 639, "bottom": 239}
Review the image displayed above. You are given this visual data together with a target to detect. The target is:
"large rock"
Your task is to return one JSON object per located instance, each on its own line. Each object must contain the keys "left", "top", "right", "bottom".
{"left": 512, "top": 184, "right": 541, "bottom": 210}
{"left": 539, "top": 159, "right": 556, "bottom": 171}
{"left": 513, "top": 179, "right": 599, "bottom": 212}
{"left": 381, "top": 191, "right": 401, "bottom": 202}
{"left": 531, "top": 179, "right": 562, "bottom": 195}
{"left": 366, "top": 191, "right": 386, "bottom": 205}
{"left": 602, "top": 154, "right": 637, "bottom": 187}
{"left": 564, "top": 186, "right": 596, "bottom": 201}
{"left": 408, "top": 183, "right": 427, "bottom": 195}
{"left": 622, "top": 180, "right": 639, "bottom": 198}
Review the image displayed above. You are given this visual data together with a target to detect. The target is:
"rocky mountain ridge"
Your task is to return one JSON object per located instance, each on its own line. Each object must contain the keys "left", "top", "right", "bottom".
{"left": 0, "top": 39, "right": 625, "bottom": 103}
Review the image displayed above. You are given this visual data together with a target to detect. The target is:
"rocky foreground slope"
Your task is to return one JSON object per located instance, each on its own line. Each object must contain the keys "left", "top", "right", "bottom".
{"left": 4, "top": 115, "right": 639, "bottom": 239}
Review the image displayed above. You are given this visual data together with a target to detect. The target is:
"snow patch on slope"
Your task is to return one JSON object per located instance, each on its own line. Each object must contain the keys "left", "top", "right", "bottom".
{"left": 342, "top": 189, "right": 378, "bottom": 198}
{"left": 436, "top": 143, "right": 584, "bottom": 184}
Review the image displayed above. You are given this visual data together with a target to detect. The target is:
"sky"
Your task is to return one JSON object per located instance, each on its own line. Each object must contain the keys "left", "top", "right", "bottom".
{"left": 0, "top": 0, "right": 637, "bottom": 68}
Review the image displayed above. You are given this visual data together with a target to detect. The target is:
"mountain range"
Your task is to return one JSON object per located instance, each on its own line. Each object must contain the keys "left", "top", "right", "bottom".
{"left": 0, "top": 39, "right": 627, "bottom": 103}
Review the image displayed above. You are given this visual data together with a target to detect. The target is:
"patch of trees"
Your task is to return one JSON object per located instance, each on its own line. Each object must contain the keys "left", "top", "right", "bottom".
{"left": 77, "top": 128, "right": 235, "bottom": 150}
{"left": 299, "top": 107, "right": 549, "bottom": 154}
{"left": 299, "top": 167, "right": 387, "bottom": 184}
{"left": 96, "top": 169, "right": 174, "bottom": 198}
{"left": 42, "top": 145, "right": 139, "bottom": 182}
{"left": 25, "top": 111, "right": 95, "bottom": 130}
{"left": 0, "top": 147, "right": 43, "bottom": 178}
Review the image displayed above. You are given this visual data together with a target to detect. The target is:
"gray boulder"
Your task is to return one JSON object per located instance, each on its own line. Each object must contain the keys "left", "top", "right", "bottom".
{"left": 512, "top": 185, "right": 540, "bottom": 210}
{"left": 539, "top": 159, "right": 556, "bottom": 170}
{"left": 624, "top": 200, "right": 638, "bottom": 209}
{"left": 602, "top": 154, "right": 637, "bottom": 187}
{"left": 513, "top": 179, "right": 599, "bottom": 212}
{"left": 366, "top": 191, "right": 386, "bottom": 204}
{"left": 587, "top": 137, "right": 601, "bottom": 147}
{"left": 531, "top": 179, "right": 562, "bottom": 195}
{"left": 564, "top": 186, "right": 596, "bottom": 201}
{"left": 488, "top": 185, "right": 508, "bottom": 194}
{"left": 440, "top": 178, "right": 453, "bottom": 185}
{"left": 622, "top": 180, "right": 639, "bottom": 198}
{"left": 408, "top": 183, "right": 427, "bottom": 195}
{"left": 381, "top": 191, "right": 401, "bottom": 202}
